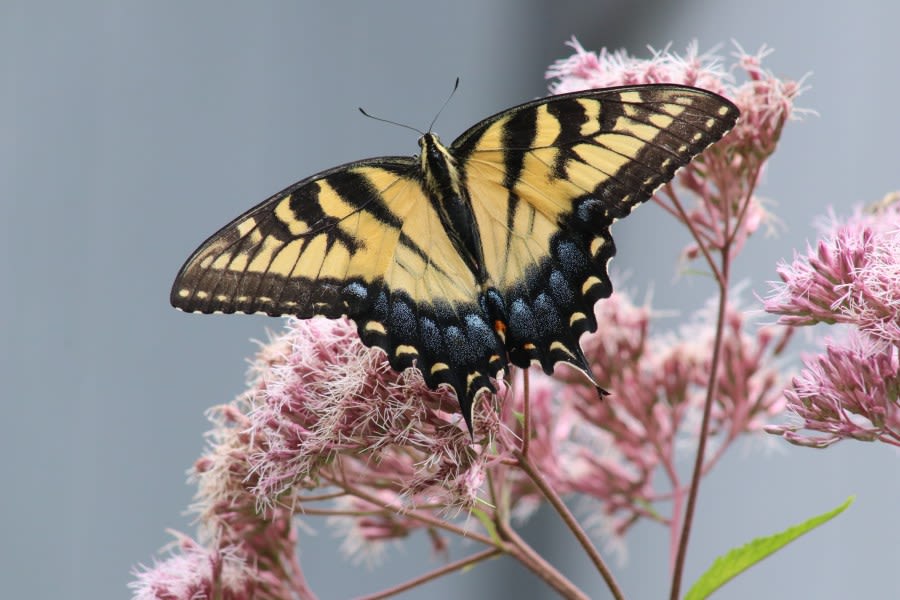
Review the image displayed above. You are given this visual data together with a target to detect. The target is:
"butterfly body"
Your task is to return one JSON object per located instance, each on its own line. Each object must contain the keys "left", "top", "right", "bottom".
{"left": 172, "top": 85, "right": 739, "bottom": 431}
{"left": 418, "top": 133, "right": 488, "bottom": 282}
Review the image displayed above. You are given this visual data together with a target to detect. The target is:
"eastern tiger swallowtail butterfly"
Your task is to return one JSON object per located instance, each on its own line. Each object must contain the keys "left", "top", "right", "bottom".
{"left": 171, "top": 84, "right": 739, "bottom": 432}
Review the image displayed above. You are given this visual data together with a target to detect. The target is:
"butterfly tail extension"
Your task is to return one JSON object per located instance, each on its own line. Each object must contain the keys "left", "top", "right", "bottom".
{"left": 459, "top": 375, "right": 496, "bottom": 435}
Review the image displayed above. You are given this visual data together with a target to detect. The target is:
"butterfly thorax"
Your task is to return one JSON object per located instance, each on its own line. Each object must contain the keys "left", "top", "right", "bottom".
{"left": 418, "top": 132, "right": 488, "bottom": 283}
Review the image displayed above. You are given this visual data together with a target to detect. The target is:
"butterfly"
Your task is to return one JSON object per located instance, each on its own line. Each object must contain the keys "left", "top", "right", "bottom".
{"left": 171, "top": 84, "right": 739, "bottom": 432}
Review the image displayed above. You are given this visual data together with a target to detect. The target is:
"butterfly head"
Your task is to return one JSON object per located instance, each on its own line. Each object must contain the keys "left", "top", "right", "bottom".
{"left": 417, "top": 131, "right": 441, "bottom": 148}
{"left": 418, "top": 131, "right": 454, "bottom": 168}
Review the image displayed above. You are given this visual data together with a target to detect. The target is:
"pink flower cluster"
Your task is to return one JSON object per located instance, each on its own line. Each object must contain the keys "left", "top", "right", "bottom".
{"left": 765, "top": 199, "right": 900, "bottom": 447}
{"left": 548, "top": 39, "right": 803, "bottom": 264}
{"left": 244, "top": 317, "right": 497, "bottom": 511}
{"left": 133, "top": 284, "right": 788, "bottom": 595}
{"left": 130, "top": 534, "right": 257, "bottom": 600}
{"left": 547, "top": 40, "right": 802, "bottom": 589}
{"left": 130, "top": 403, "right": 314, "bottom": 600}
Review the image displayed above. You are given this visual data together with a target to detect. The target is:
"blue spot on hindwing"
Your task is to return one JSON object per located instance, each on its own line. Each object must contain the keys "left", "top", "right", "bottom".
{"left": 443, "top": 325, "right": 470, "bottom": 363}
{"left": 465, "top": 313, "right": 499, "bottom": 352}
{"left": 372, "top": 289, "right": 389, "bottom": 322}
{"left": 343, "top": 281, "right": 368, "bottom": 300}
{"left": 555, "top": 238, "right": 589, "bottom": 279}
{"left": 576, "top": 198, "right": 603, "bottom": 223}
{"left": 533, "top": 292, "right": 561, "bottom": 330}
{"left": 548, "top": 270, "right": 573, "bottom": 306}
{"left": 508, "top": 298, "right": 535, "bottom": 333}
{"left": 390, "top": 298, "right": 416, "bottom": 332}
{"left": 419, "top": 316, "right": 442, "bottom": 357}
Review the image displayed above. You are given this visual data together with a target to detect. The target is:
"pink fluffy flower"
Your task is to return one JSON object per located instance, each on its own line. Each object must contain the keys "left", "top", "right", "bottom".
{"left": 130, "top": 535, "right": 257, "bottom": 600}
{"left": 546, "top": 39, "right": 730, "bottom": 94}
{"left": 132, "top": 400, "right": 315, "bottom": 600}
{"left": 766, "top": 197, "right": 900, "bottom": 447}
{"left": 767, "top": 332, "right": 900, "bottom": 448}
{"left": 245, "top": 317, "right": 496, "bottom": 512}
{"left": 766, "top": 202, "right": 900, "bottom": 340}
{"left": 129, "top": 531, "right": 311, "bottom": 600}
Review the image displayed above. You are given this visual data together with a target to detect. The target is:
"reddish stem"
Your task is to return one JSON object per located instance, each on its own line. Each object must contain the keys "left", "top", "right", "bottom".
{"left": 669, "top": 172, "right": 742, "bottom": 597}
{"left": 355, "top": 548, "right": 503, "bottom": 600}
{"left": 495, "top": 519, "right": 591, "bottom": 600}
{"left": 661, "top": 184, "right": 723, "bottom": 283}
{"left": 327, "top": 463, "right": 585, "bottom": 598}
{"left": 322, "top": 472, "right": 494, "bottom": 547}
{"left": 515, "top": 450, "right": 625, "bottom": 600}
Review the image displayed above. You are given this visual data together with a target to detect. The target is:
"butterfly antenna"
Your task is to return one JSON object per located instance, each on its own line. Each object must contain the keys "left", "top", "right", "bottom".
{"left": 427, "top": 77, "right": 460, "bottom": 133}
{"left": 358, "top": 107, "right": 424, "bottom": 136}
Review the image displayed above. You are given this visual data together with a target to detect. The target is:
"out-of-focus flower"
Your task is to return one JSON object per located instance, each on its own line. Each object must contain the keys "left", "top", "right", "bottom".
{"left": 766, "top": 198, "right": 900, "bottom": 447}
{"left": 546, "top": 39, "right": 730, "bottom": 94}
{"left": 327, "top": 491, "right": 452, "bottom": 567}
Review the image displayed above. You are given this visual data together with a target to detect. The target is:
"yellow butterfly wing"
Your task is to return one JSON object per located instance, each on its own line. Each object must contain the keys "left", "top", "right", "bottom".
{"left": 171, "top": 157, "right": 503, "bottom": 394}
{"left": 452, "top": 85, "right": 739, "bottom": 375}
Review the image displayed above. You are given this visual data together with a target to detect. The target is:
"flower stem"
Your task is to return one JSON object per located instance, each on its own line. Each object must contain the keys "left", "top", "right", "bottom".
{"left": 661, "top": 183, "right": 723, "bottom": 283}
{"left": 669, "top": 263, "right": 730, "bottom": 600}
{"left": 322, "top": 472, "right": 495, "bottom": 547}
{"left": 486, "top": 453, "right": 585, "bottom": 598}
{"left": 356, "top": 548, "right": 503, "bottom": 600}
{"left": 495, "top": 519, "right": 591, "bottom": 600}
{"left": 514, "top": 450, "right": 624, "bottom": 600}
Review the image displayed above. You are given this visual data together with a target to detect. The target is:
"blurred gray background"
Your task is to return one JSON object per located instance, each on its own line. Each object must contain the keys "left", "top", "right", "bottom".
{"left": 3, "top": 1, "right": 899, "bottom": 598}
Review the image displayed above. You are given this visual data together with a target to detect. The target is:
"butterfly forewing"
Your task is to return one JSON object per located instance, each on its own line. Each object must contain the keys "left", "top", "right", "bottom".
{"left": 172, "top": 157, "right": 417, "bottom": 318}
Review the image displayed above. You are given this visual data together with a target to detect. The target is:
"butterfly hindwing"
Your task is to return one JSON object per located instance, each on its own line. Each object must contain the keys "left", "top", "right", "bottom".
{"left": 454, "top": 85, "right": 739, "bottom": 375}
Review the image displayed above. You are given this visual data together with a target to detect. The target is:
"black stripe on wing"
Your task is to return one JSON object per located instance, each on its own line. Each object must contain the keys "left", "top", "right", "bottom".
{"left": 170, "top": 157, "right": 417, "bottom": 318}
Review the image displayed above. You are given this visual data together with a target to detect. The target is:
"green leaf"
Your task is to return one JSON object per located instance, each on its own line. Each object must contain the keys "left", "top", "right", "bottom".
{"left": 684, "top": 496, "right": 854, "bottom": 600}
{"left": 470, "top": 506, "right": 502, "bottom": 546}
{"left": 512, "top": 410, "right": 525, "bottom": 427}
